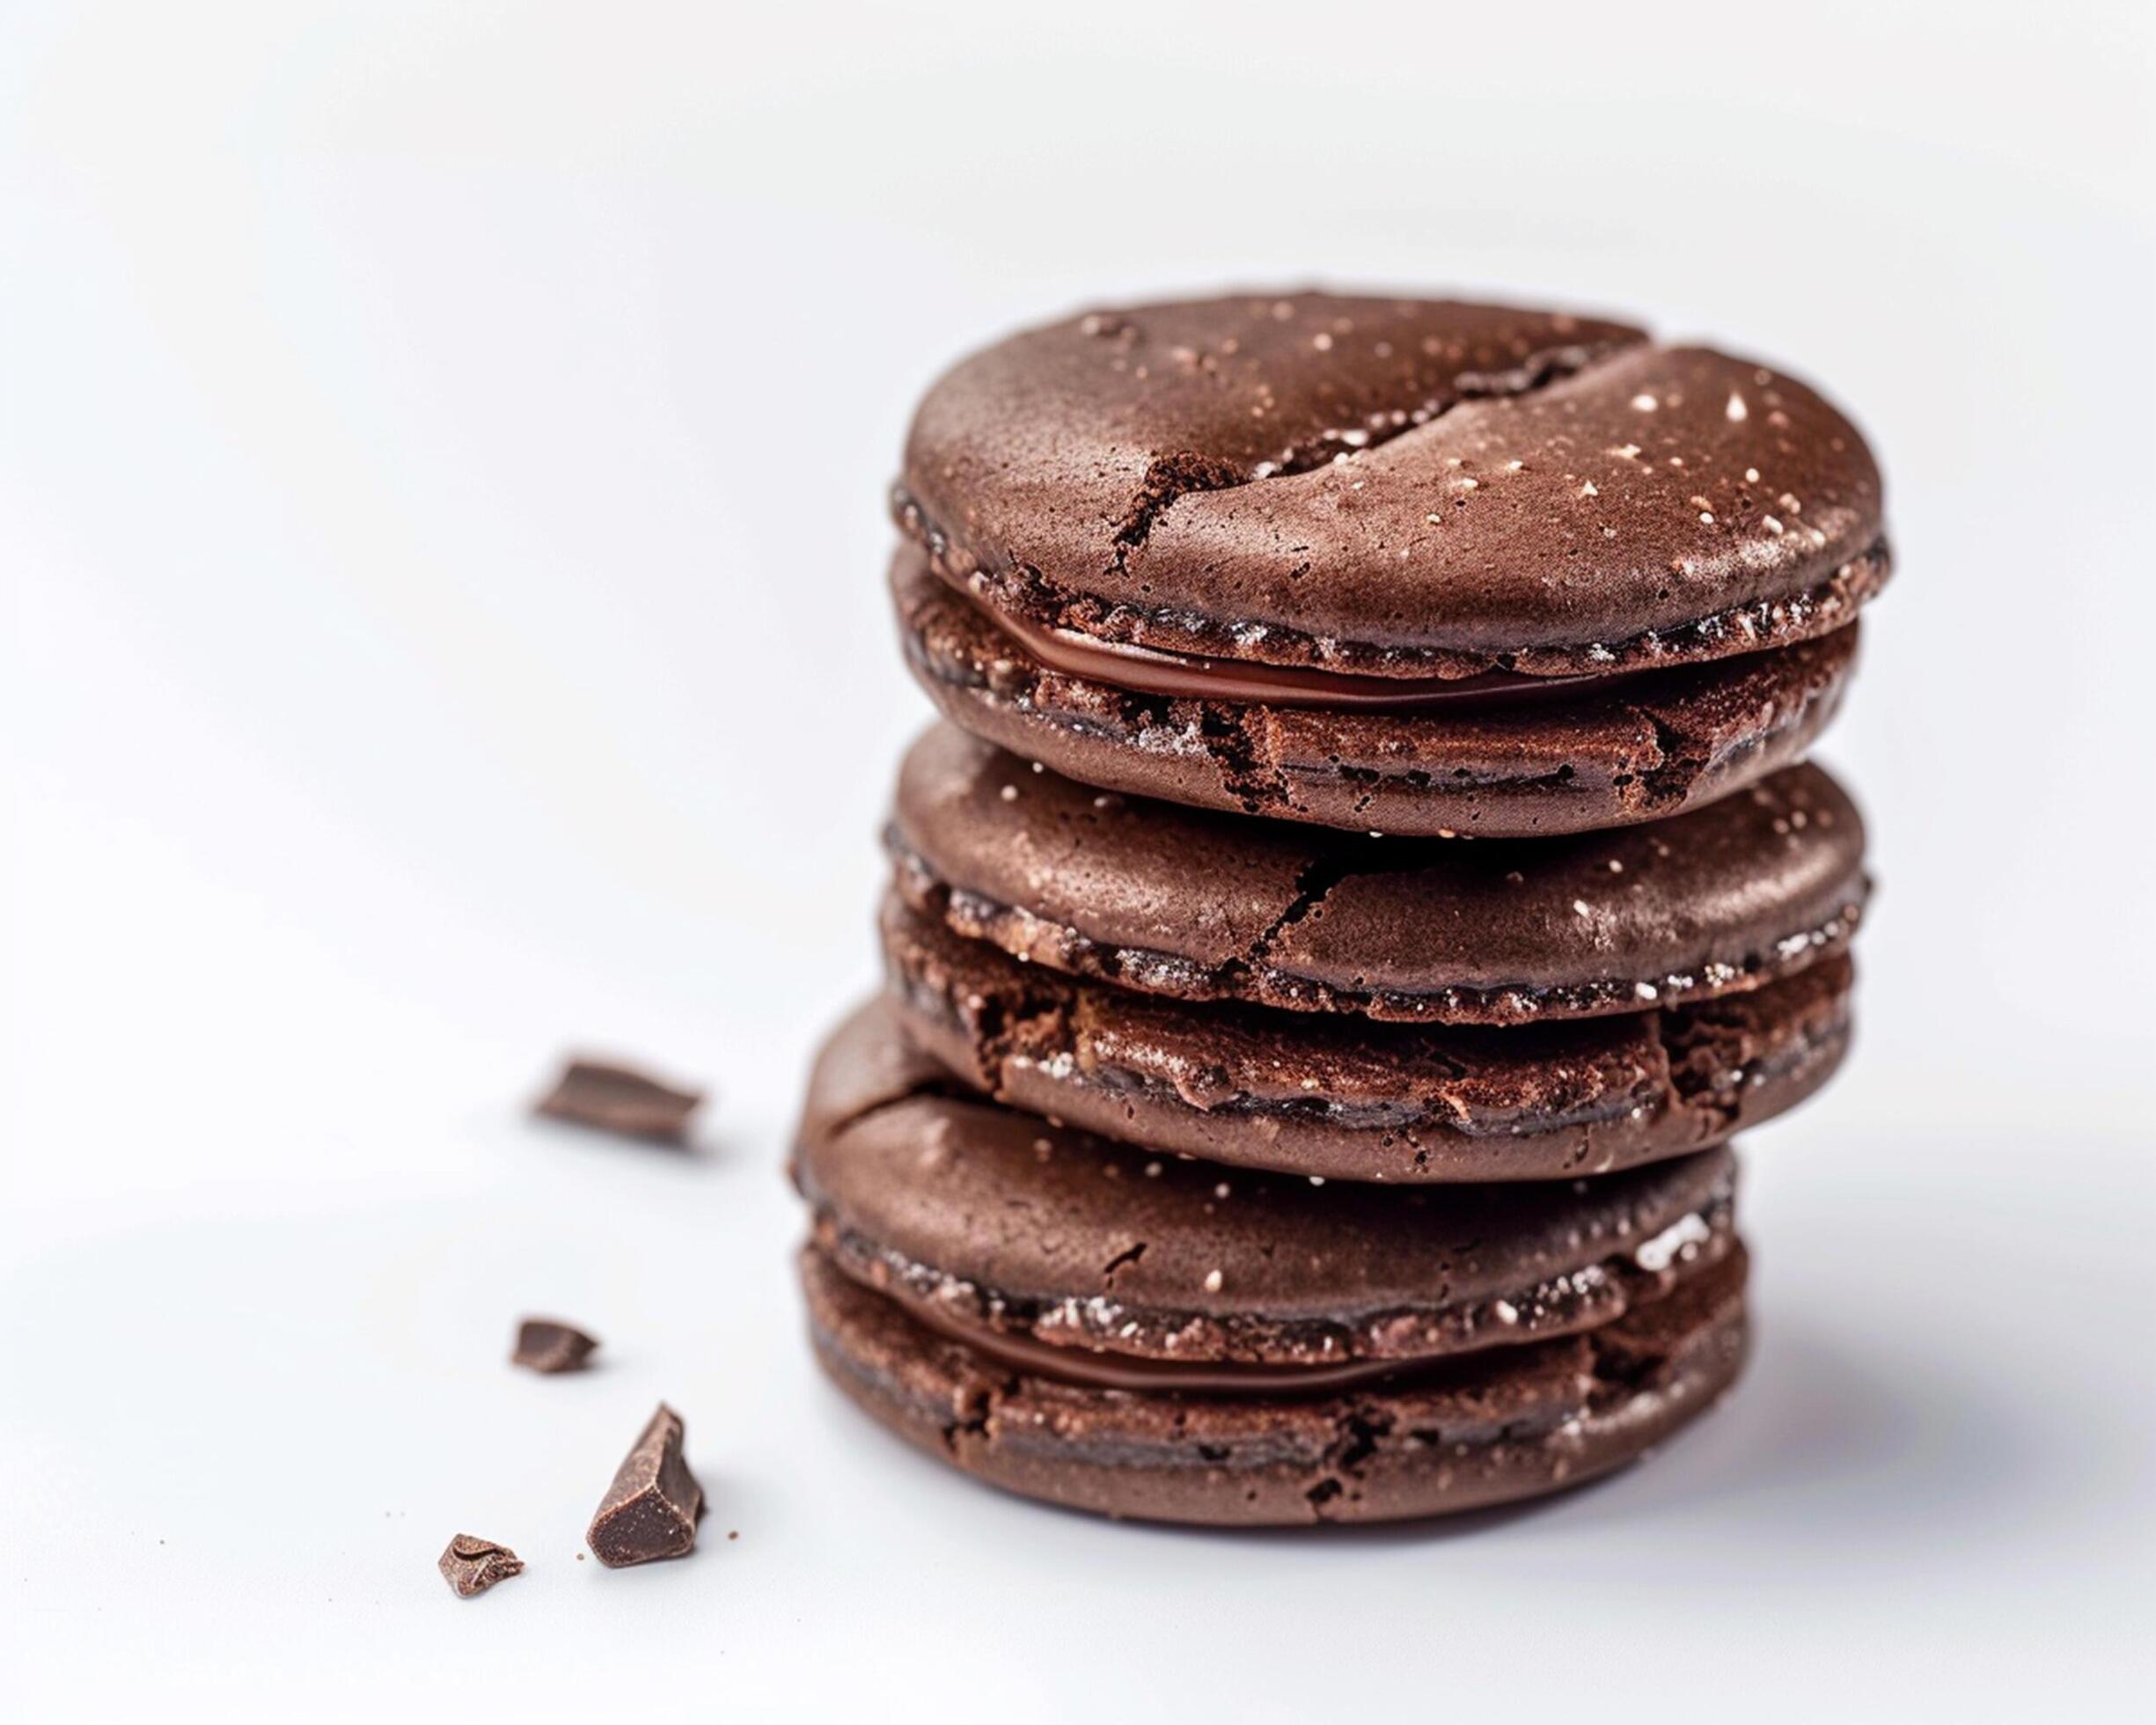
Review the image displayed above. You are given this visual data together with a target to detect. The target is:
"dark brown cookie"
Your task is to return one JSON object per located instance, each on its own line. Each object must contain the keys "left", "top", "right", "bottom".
{"left": 879, "top": 901, "right": 1852, "bottom": 1181}
{"left": 802, "top": 1242, "right": 1747, "bottom": 1526}
{"left": 891, "top": 291, "right": 1884, "bottom": 835}
{"left": 793, "top": 1002, "right": 1739, "bottom": 1372}
{"left": 889, "top": 724, "right": 1866, "bottom": 1024}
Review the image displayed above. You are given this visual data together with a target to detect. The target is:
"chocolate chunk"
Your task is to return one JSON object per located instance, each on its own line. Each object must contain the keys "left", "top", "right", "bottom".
{"left": 438, "top": 1533, "right": 524, "bottom": 1597}
{"left": 534, "top": 1058, "right": 704, "bottom": 1143}
{"left": 512, "top": 1318, "right": 599, "bottom": 1374}
{"left": 587, "top": 1404, "right": 702, "bottom": 1567}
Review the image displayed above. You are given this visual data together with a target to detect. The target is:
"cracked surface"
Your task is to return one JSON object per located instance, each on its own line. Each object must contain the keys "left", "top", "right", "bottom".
{"left": 791, "top": 998, "right": 1739, "bottom": 1369}
{"left": 894, "top": 549, "right": 1861, "bottom": 837}
{"left": 882, "top": 896, "right": 1852, "bottom": 1180}
{"left": 801, "top": 1241, "right": 1748, "bottom": 1526}
{"left": 889, "top": 724, "right": 1867, "bottom": 1022}
{"left": 898, "top": 291, "right": 1885, "bottom": 676}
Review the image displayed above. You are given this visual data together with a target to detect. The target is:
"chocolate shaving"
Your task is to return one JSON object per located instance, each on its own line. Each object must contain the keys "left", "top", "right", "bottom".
{"left": 512, "top": 1318, "right": 599, "bottom": 1374}
{"left": 534, "top": 1058, "right": 704, "bottom": 1144}
{"left": 438, "top": 1533, "right": 524, "bottom": 1597}
{"left": 587, "top": 1404, "right": 703, "bottom": 1567}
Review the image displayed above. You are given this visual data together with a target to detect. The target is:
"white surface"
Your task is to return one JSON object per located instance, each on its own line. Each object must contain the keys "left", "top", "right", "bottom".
{"left": 4, "top": 3, "right": 2152, "bottom": 1719}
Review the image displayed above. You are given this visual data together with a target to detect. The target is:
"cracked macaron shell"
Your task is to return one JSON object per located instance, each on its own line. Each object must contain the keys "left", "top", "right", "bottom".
{"left": 898, "top": 291, "right": 1886, "bottom": 673}
{"left": 882, "top": 893, "right": 1853, "bottom": 1181}
{"left": 888, "top": 724, "right": 1867, "bottom": 1023}
{"left": 792, "top": 999, "right": 1738, "bottom": 1369}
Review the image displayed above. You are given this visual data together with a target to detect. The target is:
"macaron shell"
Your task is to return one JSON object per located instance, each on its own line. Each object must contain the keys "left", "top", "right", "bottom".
{"left": 802, "top": 1242, "right": 1749, "bottom": 1526}
{"left": 895, "top": 548, "right": 1861, "bottom": 839}
{"left": 899, "top": 292, "right": 1884, "bottom": 670}
{"left": 890, "top": 723, "right": 1867, "bottom": 1021}
{"left": 884, "top": 894, "right": 1853, "bottom": 1181}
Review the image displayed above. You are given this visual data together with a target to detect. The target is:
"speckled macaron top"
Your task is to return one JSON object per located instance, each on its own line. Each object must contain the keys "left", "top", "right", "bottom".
{"left": 888, "top": 724, "right": 1866, "bottom": 1024}
{"left": 896, "top": 291, "right": 1887, "bottom": 679}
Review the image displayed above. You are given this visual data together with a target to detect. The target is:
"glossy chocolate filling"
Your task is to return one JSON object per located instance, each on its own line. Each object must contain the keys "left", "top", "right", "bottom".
{"left": 928, "top": 563, "right": 1647, "bottom": 713}
{"left": 896, "top": 1291, "right": 1438, "bottom": 1395}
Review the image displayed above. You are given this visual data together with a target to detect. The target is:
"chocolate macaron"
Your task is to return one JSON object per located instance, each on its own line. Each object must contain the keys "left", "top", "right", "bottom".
{"left": 796, "top": 1002, "right": 1748, "bottom": 1525}
{"left": 887, "top": 724, "right": 1866, "bottom": 1026}
{"left": 893, "top": 291, "right": 1885, "bottom": 836}
{"left": 883, "top": 891, "right": 1851, "bottom": 1182}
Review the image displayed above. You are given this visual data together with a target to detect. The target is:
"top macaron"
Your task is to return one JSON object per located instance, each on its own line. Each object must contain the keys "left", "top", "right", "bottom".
{"left": 892, "top": 291, "right": 1887, "bottom": 837}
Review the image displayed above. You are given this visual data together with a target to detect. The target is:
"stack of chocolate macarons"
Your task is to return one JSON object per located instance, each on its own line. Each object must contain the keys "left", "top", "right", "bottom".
{"left": 793, "top": 292, "right": 1885, "bottom": 1525}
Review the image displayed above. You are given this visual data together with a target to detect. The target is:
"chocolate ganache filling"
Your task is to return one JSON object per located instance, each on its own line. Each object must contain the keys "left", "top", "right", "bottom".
{"left": 973, "top": 593, "right": 1651, "bottom": 712}
{"left": 895, "top": 1291, "right": 1449, "bottom": 1394}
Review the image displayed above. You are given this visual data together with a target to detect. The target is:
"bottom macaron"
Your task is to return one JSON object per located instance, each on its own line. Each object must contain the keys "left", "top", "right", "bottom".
{"left": 802, "top": 1243, "right": 1747, "bottom": 1526}
{"left": 793, "top": 1003, "right": 1750, "bottom": 1524}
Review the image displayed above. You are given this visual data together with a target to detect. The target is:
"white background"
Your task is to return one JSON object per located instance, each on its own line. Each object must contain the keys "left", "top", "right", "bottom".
{"left": 4, "top": 2, "right": 2152, "bottom": 1718}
